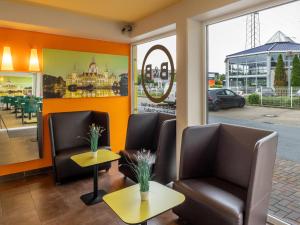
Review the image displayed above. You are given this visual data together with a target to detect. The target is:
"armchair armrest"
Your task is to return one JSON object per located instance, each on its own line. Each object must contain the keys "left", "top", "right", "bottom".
{"left": 245, "top": 132, "right": 278, "bottom": 225}
{"left": 179, "top": 124, "right": 220, "bottom": 180}
{"left": 92, "top": 111, "right": 110, "bottom": 147}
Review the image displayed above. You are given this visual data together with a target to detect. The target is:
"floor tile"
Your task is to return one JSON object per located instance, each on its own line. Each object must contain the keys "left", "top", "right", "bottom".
{"left": 0, "top": 162, "right": 271, "bottom": 225}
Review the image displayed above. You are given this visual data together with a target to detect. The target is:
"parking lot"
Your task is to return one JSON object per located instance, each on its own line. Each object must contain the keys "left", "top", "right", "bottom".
{"left": 210, "top": 105, "right": 300, "bottom": 127}
{"left": 209, "top": 105, "right": 300, "bottom": 162}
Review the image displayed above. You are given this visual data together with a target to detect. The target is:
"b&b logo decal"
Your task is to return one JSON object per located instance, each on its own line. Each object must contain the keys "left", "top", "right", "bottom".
{"left": 141, "top": 45, "right": 175, "bottom": 103}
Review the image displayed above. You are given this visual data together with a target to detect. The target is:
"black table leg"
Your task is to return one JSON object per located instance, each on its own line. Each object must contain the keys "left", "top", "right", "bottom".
{"left": 80, "top": 164, "right": 106, "bottom": 205}
{"left": 93, "top": 164, "right": 99, "bottom": 198}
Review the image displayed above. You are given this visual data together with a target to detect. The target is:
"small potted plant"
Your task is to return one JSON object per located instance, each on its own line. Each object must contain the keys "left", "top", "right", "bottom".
{"left": 78, "top": 124, "right": 105, "bottom": 158}
{"left": 130, "top": 150, "right": 155, "bottom": 201}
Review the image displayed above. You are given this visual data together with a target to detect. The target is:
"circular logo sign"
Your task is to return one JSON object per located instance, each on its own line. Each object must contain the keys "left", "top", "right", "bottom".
{"left": 141, "top": 44, "right": 175, "bottom": 103}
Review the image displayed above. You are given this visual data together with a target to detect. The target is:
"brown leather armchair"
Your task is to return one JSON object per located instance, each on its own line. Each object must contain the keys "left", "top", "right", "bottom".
{"left": 173, "top": 123, "right": 278, "bottom": 225}
{"left": 49, "top": 111, "right": 111, "bottom": 183}
{"left": 119, "top": 112, "right": 176, "bottom": 185}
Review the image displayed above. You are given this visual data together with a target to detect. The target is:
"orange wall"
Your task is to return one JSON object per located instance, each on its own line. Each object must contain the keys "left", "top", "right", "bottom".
{"left": 0, "top": 28, "right": 131, "bottom": 176}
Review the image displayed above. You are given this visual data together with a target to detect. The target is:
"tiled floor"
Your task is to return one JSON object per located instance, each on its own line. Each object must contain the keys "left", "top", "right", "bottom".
{"left": 0, "top": 163, "right": 182, "bottom": 225}
{"left": 0, "top": 163, "right": 275, "bottom": 225}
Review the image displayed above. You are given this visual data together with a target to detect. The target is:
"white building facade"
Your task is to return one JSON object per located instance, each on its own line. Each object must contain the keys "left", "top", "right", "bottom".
{"left": 225, "top": 31, "right": 300, "bottom": 93}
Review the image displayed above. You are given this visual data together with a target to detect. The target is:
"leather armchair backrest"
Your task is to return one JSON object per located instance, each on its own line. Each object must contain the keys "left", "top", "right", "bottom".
{"left": 179, "top": 124, "right": 220, "bottom": 180}
{"left": 245, "top": 131, "right": 278, "bottom": 225}
{"left": 213, "top": 124, "right": 272, "bottom": 188}
{"left": 153, "top": 118, "right": 176, "bottom": 184}
{"left": 92, "top": 111, "right": 110, "bottom": 147}
{"left": 152, "top": 113, "right": 175, "bottom": 152}
{"left": 125, "top": 113, "right": 158, "bottom": 151}
{"left": 49, "top": 111, "right": 93, "bottom": 152}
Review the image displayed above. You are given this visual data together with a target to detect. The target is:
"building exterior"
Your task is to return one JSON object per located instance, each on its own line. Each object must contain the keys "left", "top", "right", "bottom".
{"left": 225, "top": 31, "right": 300, "bottom": 92}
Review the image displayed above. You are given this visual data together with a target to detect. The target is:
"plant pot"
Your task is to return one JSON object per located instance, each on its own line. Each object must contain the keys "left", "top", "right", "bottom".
{"left": 140, "top": 191, "right": 149, "bottom": 201}
{"left": 92, "top": 151, "right": 97, "bottom": 158}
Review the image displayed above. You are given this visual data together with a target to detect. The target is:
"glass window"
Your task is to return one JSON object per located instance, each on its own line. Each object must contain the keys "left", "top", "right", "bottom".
{"left": 216, "top": 90, "right": 226, "bottom": 95}
{"left": 133, "top": 35, "right": 176, "bottom": 115}
{"left": 256, "top": 54, "right": 268, "bottom": 62}
{"left": 257, "top": 62, "right": 267, "bottom": 74}
{"left": 246, "top": 55, "right": 256, "bottom": 63}
{"left": 238, "top": 64, "right": 244, "bottom": 75}
{"left": 257, "top": 77, "right": 267, "bottom": 86}
{"left": 230, "top": 63, "right": 238, "bottom": 76}
{"left": 247, "top": 77, "right": 257, "bottom": 87}
{"left": 208, "top": 3, "right": 300, "bottom": 225}
{"left": 225, "top": 89, "right": 235, "bottom": 96}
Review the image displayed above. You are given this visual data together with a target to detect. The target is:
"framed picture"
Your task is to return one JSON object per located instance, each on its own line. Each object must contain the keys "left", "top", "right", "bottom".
{"left": 42, "top": 48, "right": 128, "bottom": 98}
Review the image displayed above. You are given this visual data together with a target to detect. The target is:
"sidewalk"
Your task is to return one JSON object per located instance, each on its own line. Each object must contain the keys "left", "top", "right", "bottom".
{"left": 270, "top": 159, "right": 300, "bottom": 225}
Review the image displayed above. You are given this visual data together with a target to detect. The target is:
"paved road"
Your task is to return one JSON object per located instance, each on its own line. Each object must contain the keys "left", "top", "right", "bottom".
{"left": 209, "top": 115, "right": 300, "bottom": 163}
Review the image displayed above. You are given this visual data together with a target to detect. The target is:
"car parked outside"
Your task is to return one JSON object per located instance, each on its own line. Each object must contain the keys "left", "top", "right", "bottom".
{"left": 208, "top": 88, "right": 245, "bottom": 111}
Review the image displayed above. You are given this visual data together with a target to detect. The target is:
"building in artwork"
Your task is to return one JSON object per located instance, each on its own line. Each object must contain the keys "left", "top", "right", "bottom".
{"left": 225, "top": 31, "right": 300, "bottom": 92}
{"left": 66, "top": 59, "right": 118, "bottom": 88}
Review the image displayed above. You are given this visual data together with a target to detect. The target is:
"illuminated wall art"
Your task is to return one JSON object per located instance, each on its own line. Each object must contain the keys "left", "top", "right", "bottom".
{"left": 42, "top": 48, "right": 128, "bottom": 98}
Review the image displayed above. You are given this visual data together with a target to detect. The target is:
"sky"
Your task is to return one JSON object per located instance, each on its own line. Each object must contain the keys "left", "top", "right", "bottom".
{"left": 137, "top": 35, "right": 176, "bottom": 70}
{"left": 137, "top": 1, "right": 300, "bottom": 74}
{"left": 208, "top": 0, "right": 300, "bottom": 74}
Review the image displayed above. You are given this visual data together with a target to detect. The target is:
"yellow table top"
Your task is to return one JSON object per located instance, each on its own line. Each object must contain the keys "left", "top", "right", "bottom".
{"left": 70, "top": 149, "right": 120, "bottom": 167}
{"left": 103, "top": 181, "right": 185, "bottom": 224}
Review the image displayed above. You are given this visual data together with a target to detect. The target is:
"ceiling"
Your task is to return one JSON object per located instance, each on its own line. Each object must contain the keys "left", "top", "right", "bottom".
{"left": 15, "top": 0, "right": 182, "bottom": 23}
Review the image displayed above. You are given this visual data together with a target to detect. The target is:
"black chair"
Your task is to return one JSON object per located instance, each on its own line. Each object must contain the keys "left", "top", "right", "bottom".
{"left": 173, "top": 123, "right": 278, "bottom": 225}
{"left": 119, "top": 112, "right": 176, "bottom": 185}
{"left": 49, "top": 111, "right": 110, "bottom": 183}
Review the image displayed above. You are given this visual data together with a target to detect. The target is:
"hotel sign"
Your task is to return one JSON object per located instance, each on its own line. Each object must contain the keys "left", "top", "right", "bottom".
{"left": 141, "top": 45, "right": 175, "bottom": 103}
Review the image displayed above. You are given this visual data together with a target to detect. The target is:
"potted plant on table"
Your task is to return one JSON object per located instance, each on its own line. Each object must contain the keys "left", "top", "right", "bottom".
{"left": 78, "top": 124, "right": 105, "bottom": 158}
{"left": 130, "top": 150, "right": 155, "bottom": 201}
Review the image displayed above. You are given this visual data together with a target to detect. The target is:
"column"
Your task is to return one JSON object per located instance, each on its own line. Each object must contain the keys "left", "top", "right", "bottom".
{"left": 225, "top": 60, "right": 230, "bottom": 88}
{"left": 266, "top": 54, "right": 271, "bottom": 87}
{"left": 176, "top": 18, "right": 205, "bottom": 177}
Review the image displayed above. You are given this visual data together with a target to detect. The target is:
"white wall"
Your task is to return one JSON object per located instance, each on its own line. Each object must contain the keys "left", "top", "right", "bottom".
{"left": 132, "top": 0, "right": 237, "bottom": 38}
